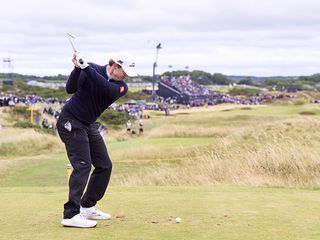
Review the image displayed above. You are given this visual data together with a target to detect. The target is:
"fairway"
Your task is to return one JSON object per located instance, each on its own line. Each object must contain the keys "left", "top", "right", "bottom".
{"left": 1, "top": 103, "right": 320, "bottom": 239}
{"left": 1, "top": 186, "right": 320, "bottom": 240}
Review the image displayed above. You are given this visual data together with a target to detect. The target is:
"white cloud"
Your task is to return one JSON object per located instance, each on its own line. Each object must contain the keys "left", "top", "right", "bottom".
{"left": 1, "top": 0, "right": 320, "bottom": 76}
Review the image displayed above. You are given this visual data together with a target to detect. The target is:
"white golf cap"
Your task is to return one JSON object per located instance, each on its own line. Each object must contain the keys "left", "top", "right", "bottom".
{"left": 111, "top": 56, "right": 137, "bottom": 77}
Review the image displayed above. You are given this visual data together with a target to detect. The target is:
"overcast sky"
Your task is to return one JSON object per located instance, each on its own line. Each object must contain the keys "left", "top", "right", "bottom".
{"left": 1, "top": 0, "right": 320, "bottom": 77}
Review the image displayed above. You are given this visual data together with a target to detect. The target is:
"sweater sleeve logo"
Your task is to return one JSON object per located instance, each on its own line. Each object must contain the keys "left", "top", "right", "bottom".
{"left": 120, "top": 85, "right": 125, "bottom": 93}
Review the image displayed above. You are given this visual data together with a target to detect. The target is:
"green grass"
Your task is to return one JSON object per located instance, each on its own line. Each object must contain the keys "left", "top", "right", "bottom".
{"left": 1, "top": 186, "right": 320, "bottom": 240}
{"left": 2, "top": 103, "right": 320, "bottom": 239}
{"left": 0, "top": 154, "right": 67, "bottom": 187}
{"left": 128, "top": 86, "right": 144, "bottom": 92}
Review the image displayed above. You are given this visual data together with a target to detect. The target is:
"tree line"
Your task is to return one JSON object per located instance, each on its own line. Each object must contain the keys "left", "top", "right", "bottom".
{"left": 2, "top": 70, "right": 320, "bottom": 91}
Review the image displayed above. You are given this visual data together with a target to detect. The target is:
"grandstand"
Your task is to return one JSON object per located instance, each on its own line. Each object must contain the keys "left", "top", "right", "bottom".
{"left": 157, "top": 75, "right": 231, "bottom": 106}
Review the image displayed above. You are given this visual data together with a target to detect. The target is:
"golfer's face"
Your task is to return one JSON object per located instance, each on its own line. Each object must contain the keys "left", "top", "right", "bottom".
{"left": 111, "top": 64, "right": 127, "bottom": 81}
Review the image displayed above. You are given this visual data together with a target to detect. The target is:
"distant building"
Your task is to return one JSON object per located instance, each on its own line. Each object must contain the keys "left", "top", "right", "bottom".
{"left": 27, "top": 80, "right": 65, "bottom": 89}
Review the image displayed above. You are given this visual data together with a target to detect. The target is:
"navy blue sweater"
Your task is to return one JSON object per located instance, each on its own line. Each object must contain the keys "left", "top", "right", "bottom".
{"left": 63, "top": 63, "right": 128, "bottom": 125}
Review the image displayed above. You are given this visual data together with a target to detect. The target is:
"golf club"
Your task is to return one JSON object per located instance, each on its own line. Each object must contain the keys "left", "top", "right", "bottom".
{"left": 67, "top": 32, "right": 77, "bottom": 52}
{"left": 66, "top": 32, "right": 83, "bottom": 64}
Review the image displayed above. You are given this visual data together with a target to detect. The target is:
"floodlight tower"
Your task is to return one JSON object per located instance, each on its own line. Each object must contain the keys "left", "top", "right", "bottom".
{"left": 152, "top": 43, "right": 162, "bottom": 102}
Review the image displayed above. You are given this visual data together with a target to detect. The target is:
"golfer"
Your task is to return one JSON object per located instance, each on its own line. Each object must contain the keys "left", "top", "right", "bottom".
{"left": 57, "top": 53, "right": 137, "bottom": 228}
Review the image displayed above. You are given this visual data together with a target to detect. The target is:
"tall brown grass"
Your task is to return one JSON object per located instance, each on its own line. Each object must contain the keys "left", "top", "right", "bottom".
{"left": 114, "top": 116, "right": 320, "bottom": 188}
{"left": 0, "top": 128, "right": 63, "bottom": 157}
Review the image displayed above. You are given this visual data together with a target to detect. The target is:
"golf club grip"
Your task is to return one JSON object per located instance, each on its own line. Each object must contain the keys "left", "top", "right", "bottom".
{"left": 79, "top": 59, "right": 84, "bottom": 64}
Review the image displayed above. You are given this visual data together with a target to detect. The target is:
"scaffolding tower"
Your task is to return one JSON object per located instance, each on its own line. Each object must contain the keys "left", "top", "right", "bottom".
{"left": 2, "top": 57, "right": 14, "bottom": 85}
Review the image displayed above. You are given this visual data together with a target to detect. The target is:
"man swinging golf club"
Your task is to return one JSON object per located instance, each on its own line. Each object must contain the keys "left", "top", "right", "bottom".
{"left": 57, "top": 45, "right": 137, "bottom": 227}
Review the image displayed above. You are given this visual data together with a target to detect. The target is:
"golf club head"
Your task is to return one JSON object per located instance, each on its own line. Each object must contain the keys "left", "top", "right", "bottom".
{"left": 67, "top": 32, "right": 76, "bottom": 39}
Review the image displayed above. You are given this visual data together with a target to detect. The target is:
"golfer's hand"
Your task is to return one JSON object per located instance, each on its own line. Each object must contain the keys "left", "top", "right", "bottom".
{"left": 73, "top": 52, "right": 89, "bottom": 69}
{"left": 72, "top": 53, "right": 80, "bottom": 68}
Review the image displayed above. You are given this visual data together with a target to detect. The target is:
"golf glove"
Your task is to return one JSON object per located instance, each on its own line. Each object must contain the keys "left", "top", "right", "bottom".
{"left": 76, "top": 54, "right": 89, "bottom": 69}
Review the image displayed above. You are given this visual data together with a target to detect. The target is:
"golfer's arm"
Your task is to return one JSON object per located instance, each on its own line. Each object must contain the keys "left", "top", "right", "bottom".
{"left": 65, "top": 67, "right": 81, "bottom": 94}
{"left": 83, "top": 66, "right": 127, "bottom": 100}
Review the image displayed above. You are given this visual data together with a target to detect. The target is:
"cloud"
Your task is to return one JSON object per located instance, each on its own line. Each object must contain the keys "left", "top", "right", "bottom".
{"left": 1, "top": 0, "right": 320, "bottom": 76}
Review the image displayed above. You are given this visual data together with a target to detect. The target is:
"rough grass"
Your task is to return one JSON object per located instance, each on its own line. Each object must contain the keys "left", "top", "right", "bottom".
{"left": 0, "top": 128, "right": 63, "bottom": 157}
{"left": 2, "top": 104, "right": 320, "bottom": 188}
{"left": 108, "top": 104, "right": 320, "bottom": 188}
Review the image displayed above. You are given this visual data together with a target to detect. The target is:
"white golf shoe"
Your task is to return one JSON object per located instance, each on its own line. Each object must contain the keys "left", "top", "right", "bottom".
{"left": 80, "top": 206, "right": 111, "bottom": 220}
{"left": 61, "top": 213, "right": 97, "bottom": 228}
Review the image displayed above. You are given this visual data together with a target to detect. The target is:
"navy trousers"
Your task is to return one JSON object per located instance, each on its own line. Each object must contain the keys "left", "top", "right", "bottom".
{"left": 57, "top": 110, "right": 112, "bottom": 219}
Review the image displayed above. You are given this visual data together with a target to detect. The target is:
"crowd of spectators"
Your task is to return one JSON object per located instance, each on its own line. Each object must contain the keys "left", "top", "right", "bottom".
{"left": 161, "top": 75, "right": 209, "bottom": 96}
{"left": 0, "top": 94, "right": 63, "bottom": 107}
{"left": 159, "top": 75, "right": 294, "bottom": 107}
{"left": 0, "top": 79, "right": 296, "bottom": 135}
{"left": 181, "top": 92, "right": 294, "bottom": 107}
{"left": 43, "top": 106, "right": 60, "bottom": 119}
{"left": 109, "top": 102, "right": 145, "bottom": 120}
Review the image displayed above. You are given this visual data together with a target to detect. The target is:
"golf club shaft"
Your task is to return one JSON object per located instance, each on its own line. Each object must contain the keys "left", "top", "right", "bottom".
{"left": 68, "top": 37, "right": 77, "bottom": 52}
{"left": 67, "top": 33, "right": 83, "bottom": 64}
